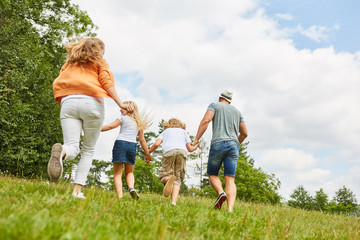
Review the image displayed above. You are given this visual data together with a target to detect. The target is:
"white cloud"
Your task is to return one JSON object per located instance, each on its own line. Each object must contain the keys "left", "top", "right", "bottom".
{"left": 257, "top": 148, "right": 317, "bottom": 172}
{"left": 275, "top": 13, "right": 293, "bottom": 21}
{"left": 295, "top": 168, "right": 331, "bottom": 183}
{"left": 297, "top": 24, "right": 339, "bottom": 42}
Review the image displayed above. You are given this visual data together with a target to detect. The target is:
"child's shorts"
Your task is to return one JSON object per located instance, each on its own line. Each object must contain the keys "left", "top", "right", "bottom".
{"left": 112, "top": 140, "right": 137, "bottom": 165}
{"left": 159, "top": 149, "right": 187, "bottom": 186}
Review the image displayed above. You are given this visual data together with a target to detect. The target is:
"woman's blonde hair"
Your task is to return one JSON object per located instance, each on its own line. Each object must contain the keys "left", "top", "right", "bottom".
{"left": 65, "top": 37, "right": 105, "bottom": 65}
{"left": 124, "top": 101, "right": 151, "bottom": 131}
{"left": 163, "top": 118, "right": 186, "bottom": 129}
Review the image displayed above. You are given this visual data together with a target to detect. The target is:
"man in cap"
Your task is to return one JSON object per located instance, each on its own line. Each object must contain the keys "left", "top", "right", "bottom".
{"left": 194, "top": 90, "right": 248, "bottom": 212}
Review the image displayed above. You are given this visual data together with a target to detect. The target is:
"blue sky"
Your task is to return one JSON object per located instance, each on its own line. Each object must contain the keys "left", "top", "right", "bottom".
{"left": 261, "top": 0, "right": 360, "bottom": 52}
{"left": 73, "top": 0, "right": 360, "bottom": 200}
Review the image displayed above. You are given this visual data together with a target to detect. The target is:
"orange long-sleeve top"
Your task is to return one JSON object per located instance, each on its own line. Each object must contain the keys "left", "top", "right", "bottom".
{"left": 53, "top": 59, "right": 115, "bottom": 104}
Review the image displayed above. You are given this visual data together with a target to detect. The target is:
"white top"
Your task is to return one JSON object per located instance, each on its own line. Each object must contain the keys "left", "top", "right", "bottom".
{"left": 116, "top": 114, "right": 138, "bottom": 143}
{"left": 157, "top": 128, "right": 191, "bottom": 154}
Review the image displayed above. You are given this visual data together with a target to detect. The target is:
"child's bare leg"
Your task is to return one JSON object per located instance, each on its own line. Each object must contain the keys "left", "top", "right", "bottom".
{"left": 124, "top": 163, "right": 135, "bottom": 189}
{"left": 113, "top": 163, "right": 124, "bottom": 199}
{"left": 171, "top": 183, "right": 180, "bottom": 204}
{"left": 162, "top": 176, "right": 169, "bottom": 184}
{"left": 73, "top": 184, "right": 82, "bottom": 194}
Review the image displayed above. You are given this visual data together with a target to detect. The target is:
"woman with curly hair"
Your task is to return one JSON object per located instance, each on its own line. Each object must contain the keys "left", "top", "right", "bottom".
{"left": 48, "top": 37, "right": 133, "bottom": 199}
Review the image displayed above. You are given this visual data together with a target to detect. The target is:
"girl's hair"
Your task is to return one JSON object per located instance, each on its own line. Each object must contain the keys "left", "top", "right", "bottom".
{"left": 124, "top": 101, "right": 151, "bottom": 131}
{"left": 163, "top": 118, "right": 186, "bottom": 129}
{"left": 65, "top": 37, "right": 105, "bottom": 65}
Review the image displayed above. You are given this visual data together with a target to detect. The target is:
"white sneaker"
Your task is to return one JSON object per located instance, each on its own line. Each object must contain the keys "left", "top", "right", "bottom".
{"left": 47, "top": 143, "right": 63, "bottom": 181}
{"left": 72, "top": 191, "right": 86, "bottom": 199}
{"left": 129, "top": 188, "right": 140, "bottom": 200}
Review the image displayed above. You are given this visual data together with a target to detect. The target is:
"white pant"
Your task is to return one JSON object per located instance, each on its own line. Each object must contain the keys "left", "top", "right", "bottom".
{"left": 60, "top": 96, "right": 104, "bottom": 185}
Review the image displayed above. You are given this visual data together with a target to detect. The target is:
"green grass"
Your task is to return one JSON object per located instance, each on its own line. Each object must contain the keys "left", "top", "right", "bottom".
{"left": 0, "top": 176, "right": 359, "bottom": 240}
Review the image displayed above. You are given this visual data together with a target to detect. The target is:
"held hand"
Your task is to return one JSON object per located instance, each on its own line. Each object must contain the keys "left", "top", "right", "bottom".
{"left": 193, "top": 142, "right": 200, "bottom": 150}
{"left": 144, "top": 154, "right": 152, "bottom": 165}
{"left": 120, "top": 103, "right": 134, "bottom": 113}
{"left": 194, "top": 139, "right": 199, "bottom": 146}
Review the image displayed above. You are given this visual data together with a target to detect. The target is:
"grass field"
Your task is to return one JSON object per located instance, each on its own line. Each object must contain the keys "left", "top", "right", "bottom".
{"left": 0, "top": 176, "right": 359, "bottom": 239}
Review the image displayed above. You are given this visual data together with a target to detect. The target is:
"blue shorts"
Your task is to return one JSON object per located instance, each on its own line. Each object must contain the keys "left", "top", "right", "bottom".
{"left": 207, "top": 141, "right": 239, "bottom": 177}
{"left": 112, "top": 140, "right": 137, "bottom": 165}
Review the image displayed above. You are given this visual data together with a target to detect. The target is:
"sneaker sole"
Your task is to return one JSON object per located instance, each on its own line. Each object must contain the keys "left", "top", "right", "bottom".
{"left": 213, "top": 195, "right": 227, "bottom": 210}
{"left": 163, "top": 175, "right": 175, "bottom": 197}
{"left": 47, "top": 143, "right": 63, "bottom": 181}
{"left": 130, "top": 190, "right": 140, "bottom": 200}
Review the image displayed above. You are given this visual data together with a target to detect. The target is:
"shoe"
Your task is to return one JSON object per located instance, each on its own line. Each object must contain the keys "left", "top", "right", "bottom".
{"left": 129, "top": 188, "right": 140, "bottom": 200}
{"left": 163, "top": 175, "right": 175, "bottom": 197}
{"left": 72, "top": 191, "right": 86, "bottom": 199}
{"left": 213, "top": 192, "right": 227, "bottom": 210}
{"left": 171, "top": 202, "right": 176, "bottom": 206}
{"left": 47, "top": 143, "right": 63, "bottom": 181}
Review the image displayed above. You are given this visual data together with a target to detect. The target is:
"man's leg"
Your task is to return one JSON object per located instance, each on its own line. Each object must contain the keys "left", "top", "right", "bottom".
{"left": 209, "top": 175, "right": 224, "bottom": 195}
{"left": 223, "top": 141, "right": 240, "bottom": 212}
{"left": 207, "top": 142, "right": 227, "bottom": 209}
{"left": 224, "top": 176, "right": 236, "bottom": 212}
{"left": 210, "top": 174, "right": 227, "bottom": 210}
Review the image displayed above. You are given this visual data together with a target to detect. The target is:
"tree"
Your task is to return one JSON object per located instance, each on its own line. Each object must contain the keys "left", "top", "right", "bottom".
{"left": 122, "top": 158, "right": 164, "bottom": 193}
{"left": 194, "top": 139, "right": 209, "bottom": 188}
{"left": 233, "top": 142, "right": 281, "bottom": 204}
{"left": 86, "top": 159, "right": 112, "bottom": 188}
{"left": 329, "top": 186, "right": 358, "bottom": 213}
{"left": 313, "top": 188, "right": 329, "bottom": 211}
{"left": 199, "top": 142, "right": 281, "bottom": 204}
{"left": 288, "top": 185, "right": 313, "bottom": 210}
{"left": 136, "top": 121, "right": 165, "bottom": 174}
{"left": 0, "top": 0, "right": 96, "bottom": 178}
{"left": 333, "top": 186, "right": 357, "bottom": 206}
{"left": 62, "top": 153, "right": 80, "bottom": 182}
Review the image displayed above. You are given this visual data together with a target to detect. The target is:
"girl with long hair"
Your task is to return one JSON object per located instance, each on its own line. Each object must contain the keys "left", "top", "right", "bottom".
{"left": 101, "top": 101, "right": 151, "bottom": 199}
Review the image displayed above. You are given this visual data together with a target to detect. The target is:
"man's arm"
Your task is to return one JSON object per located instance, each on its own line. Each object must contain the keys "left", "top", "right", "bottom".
{"left": 186, "top": 142, "right": 199, "bottom": 152}
{"left": 238, "top": 122, "right": 248, "bottom": 144}
{"left": 194, "top": 110, "right": 214, "bottom": 144}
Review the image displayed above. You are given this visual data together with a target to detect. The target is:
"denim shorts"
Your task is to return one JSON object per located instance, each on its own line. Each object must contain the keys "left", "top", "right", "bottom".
{"left": 112, "top": 140, "right": 137, "bottom": 164}
{"left": 207, "top": 141, "right": 239, "bottom": 177}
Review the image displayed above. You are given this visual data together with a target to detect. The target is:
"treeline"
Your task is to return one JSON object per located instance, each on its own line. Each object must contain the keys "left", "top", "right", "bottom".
{"left": 288, "top": 185, "right": 359, "bottom": 216}
{"left": 0, "top": 0, "right": 96, "bottom": 177}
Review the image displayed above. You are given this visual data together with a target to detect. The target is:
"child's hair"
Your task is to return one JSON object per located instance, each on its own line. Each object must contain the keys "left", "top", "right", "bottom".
{"left": 163, "top": 118, "right": 186, "bottom": 129}
{"left": 65, "top": 37, "right": 105, "bottom": 65}
{"left": 124, "top": 101, "right": 151, "bottom": 131}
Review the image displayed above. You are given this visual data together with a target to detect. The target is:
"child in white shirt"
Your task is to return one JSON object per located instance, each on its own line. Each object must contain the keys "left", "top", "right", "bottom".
{"left": 101, "top": 101, "right": 151, "bottom": 199}
{"left": 149, "top": 118, "right": 198, "bottom": 205}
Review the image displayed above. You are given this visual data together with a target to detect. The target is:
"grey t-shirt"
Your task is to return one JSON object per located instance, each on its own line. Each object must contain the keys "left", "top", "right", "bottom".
{"left": 207, "top": 102, "right": 244, "bottom": 146}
